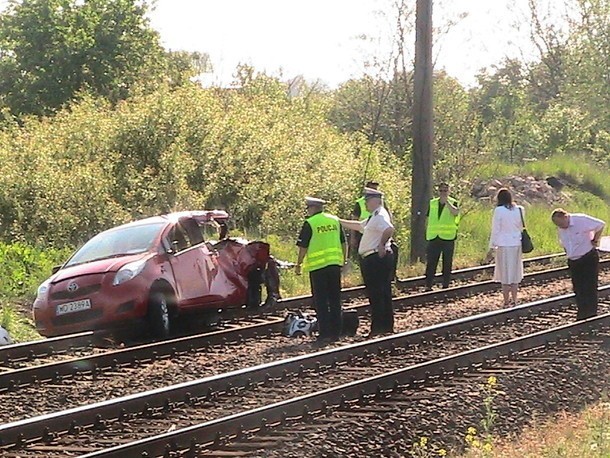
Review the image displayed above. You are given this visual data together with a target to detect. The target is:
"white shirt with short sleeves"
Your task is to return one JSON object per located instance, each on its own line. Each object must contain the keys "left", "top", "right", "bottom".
{"left": 358, "top": 206, "right": 394, "bottom": 255}
{"left": 558, "top": 213, "right": 605, "bottom": 260}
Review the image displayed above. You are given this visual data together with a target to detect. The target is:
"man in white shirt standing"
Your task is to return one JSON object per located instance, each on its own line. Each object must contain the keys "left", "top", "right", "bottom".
{"left": 552, "top": 208, "right": 605, "bottom": 320}
{"left": 340, "top": 188, "right": 395, "bottom": 335}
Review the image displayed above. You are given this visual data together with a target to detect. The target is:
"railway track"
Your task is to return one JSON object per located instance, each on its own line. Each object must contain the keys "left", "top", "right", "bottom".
{"left": 2, "top": 285, "right": 609, "bottom": 457}
{"left": 0, "top": 252, "right": 562, "bottom": 372}
{"left": 219, "top": 324, "right": 610, "bottom": 458}
{"left": 0, "top": 258, "right": 588, "bottom": 397}
{"left": 88, "top": 314, "right": 610, "bottom": 457}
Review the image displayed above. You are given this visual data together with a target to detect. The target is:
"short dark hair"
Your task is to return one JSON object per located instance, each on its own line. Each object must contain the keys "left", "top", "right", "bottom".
{"left": 551, "top": 208, "right": 569, "bottom": 219}
{"left": 496, "top": 188, "right": 513, "bottom": 207}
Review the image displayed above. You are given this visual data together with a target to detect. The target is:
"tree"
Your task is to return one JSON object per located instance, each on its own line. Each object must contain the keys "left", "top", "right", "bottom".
{"left": 0, "top": 0, "right": 180, "bottom": 117}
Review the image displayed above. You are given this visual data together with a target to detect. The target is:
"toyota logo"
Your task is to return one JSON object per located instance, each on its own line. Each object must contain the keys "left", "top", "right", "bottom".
{"left": 67, "top": 282, "right": 78, "bottom": 292}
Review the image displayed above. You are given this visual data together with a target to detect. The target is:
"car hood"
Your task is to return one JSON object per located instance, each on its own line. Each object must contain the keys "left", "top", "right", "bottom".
{"left": 51, "top": 253, "right": 150, "bottom": 284}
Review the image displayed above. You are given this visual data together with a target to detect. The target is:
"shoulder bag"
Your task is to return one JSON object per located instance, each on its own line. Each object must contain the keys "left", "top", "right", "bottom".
{"left": 519, "top": 207, "right": 534, "bottom": 253}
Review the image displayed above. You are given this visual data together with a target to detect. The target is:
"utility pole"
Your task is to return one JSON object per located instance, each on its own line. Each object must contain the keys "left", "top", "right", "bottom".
{"left": 410, "top": 0, "right": 434, "bottom": 263}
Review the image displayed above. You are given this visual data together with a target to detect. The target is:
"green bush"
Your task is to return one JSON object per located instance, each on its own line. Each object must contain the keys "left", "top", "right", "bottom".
{"left": 0, "top": 78, "right": 411, "bottom": 247}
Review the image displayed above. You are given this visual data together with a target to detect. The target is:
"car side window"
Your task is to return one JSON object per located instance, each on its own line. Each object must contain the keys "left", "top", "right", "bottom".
{"left": 180, "top": 218, "right": 204, "bottom": 246}
{"left": 169, "top": 225, "right": 190, "bottom": 253}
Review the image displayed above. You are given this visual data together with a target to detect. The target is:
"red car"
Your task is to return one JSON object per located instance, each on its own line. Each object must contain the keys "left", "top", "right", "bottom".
{"left": 33, "top": 211, "right": 280, "bottom": 338}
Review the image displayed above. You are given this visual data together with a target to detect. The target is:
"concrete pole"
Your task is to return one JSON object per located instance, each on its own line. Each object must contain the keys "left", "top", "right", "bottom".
{"left": 410, "top": 0, "right": 434, "bottom": 263}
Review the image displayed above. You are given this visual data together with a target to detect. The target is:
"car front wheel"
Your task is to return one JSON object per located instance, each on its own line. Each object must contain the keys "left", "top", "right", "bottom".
{"left": 148, "top": 292, "right": 170, "bottom": 339}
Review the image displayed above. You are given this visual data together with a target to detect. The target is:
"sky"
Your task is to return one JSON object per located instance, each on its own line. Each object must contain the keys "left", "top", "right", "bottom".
{"left": 0, "top": 0, "right": 559, "bottom": 88}
{"left": 147, "top": 0, "right": 545, "bottom": 88}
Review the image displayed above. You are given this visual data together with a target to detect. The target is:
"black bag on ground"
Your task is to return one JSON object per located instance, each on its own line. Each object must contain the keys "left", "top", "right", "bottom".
{"left": 341, "top": 309, "right": 359, "bottom": 336}
{"left": 519, "top": 208, "right": 534, "bottom": 254}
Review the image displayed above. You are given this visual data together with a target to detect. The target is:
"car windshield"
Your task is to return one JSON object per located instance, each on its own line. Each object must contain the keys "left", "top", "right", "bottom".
{"left": 65, "top": 222, "right": 165, "bottom": 267}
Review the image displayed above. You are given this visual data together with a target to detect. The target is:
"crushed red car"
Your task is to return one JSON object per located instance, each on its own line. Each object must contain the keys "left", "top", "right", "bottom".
{"left": 33, "top": 211, "right": 280, "bottom": 338}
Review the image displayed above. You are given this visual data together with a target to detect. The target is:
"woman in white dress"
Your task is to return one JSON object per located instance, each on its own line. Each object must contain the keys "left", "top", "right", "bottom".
{"left": 486, "top": 188, "right": 524, "bottom": 306}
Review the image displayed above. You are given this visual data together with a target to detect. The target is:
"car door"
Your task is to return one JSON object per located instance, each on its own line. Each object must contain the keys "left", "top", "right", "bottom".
{"left": 166, "top": 220, "right": 215, "bottom": 306}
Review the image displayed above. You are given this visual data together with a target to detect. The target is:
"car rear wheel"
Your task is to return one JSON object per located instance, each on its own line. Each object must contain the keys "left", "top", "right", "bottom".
{"left": 148, "top": 292, "right": 170, "bottom": 339}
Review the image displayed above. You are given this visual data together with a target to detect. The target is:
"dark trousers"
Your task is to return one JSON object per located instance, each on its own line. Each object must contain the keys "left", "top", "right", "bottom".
{"left": 567, "top": 249, "right": 599, "bottom": 320}
{"left": 390, "top": 241, "right": 399, "bottom": 281}
{"left": 425, "top": 238, "right": 455, "bottom": 288}
{"left": 309, "top": 265, "right": 342, "bottom": 339}
{"left": 361, "top": 252, "right": 394, "bottom": 334}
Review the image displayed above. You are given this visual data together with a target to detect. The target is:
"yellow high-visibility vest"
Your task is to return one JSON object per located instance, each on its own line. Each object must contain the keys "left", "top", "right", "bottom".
{"left": 302, "top": 212, "right": 344, "bottom": 272}
{"left": 356, "top": 197, "right": 371, "bottom": 220}
{"left": 426, "top": 197, "right": 460, "bottom": 241}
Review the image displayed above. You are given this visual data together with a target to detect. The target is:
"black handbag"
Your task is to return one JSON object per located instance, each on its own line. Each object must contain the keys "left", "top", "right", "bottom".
{"left": 519, "top": 207, "right": 534, "bottom": 253}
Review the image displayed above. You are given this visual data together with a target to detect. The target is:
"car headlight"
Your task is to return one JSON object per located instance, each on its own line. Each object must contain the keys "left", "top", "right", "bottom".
{"left": 113, "top": 259, "right": 147, "bottom": 286}
{"left": 35, "top": 280, "right": 51, "bottom": 301}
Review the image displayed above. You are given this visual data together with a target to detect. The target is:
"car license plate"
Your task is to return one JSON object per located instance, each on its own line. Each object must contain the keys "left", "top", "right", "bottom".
{"left": 56, "top": 299, "right": 92, "bottom": 316}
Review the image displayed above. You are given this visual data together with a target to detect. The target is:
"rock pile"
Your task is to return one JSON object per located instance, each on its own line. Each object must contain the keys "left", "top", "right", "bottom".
{"left": 471, "top": 176, "right": 566, "bottom": 205}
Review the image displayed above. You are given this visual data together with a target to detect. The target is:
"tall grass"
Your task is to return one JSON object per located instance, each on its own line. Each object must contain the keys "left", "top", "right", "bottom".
{"left": 0, "top": 304, "right": 41, "bottom": 342}
{"left": 0, "top": 242, "right": 69, "bottom": 343}
{"left": 523, "top": 154, "right": 610, "bottom": 201}
{"left": 0, "top": 242, "right": 70, "bottom": 299}
{"left": 472, "top": 153, "right": 610, "bottom": 202}
{"left": 465, "top": 400, "right": 610, "bottom": 458}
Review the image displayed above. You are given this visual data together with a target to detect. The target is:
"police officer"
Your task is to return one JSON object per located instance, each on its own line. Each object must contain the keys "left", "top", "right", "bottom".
{"left": 351, "top": 181, "right": 398, "bottom": 280}
{"left": 350, "top": 181, "right": 378, "bottom": 257}
{"left": 340, "top": 188, "right": 395, "bottom": 335}
{"left": 424, "top": 183, "right": 460, "bottom": 290}
{"left": 295, "top": 197, "right": 347, "bottom": 341}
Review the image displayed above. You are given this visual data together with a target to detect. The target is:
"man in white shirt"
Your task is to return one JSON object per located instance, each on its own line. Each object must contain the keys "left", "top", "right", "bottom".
{"left": 340, "top": 188, "right": 395, "bottom": 335}
{"left": 552, "top": 208, "right": 605, "bottom": 320}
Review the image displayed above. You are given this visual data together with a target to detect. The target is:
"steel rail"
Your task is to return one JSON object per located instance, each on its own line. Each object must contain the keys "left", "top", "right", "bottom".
{"left": 0, "top": 252, "right": 563, "bottom": 366}
{"left": 277, "top": 252, "right": 564, "bottom": 307}
{"left": 0, "top": 331, "right": 97, "bottom": 366}
{"left": 0, "top": 259, "right": 598, "bottom": 394}
{"left": 76, "top": 311, "right": 610, "bottom": 458}
{"left": 1, "top": 284, "right": 607, "bottom": 450}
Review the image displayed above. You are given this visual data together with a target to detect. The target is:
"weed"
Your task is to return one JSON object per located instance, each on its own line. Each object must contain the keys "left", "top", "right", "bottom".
{"left": 409, "top": 436, "right": 448, "bottom": 457}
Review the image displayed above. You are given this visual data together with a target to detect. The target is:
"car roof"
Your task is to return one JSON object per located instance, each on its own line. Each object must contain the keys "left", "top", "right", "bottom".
{"left": 104, "top": 210, "right": 230, "bottom": 233}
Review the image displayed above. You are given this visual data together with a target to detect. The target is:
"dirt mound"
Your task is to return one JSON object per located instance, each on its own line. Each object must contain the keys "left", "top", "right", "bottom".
{"left": 471, "top": 176, "right": 566, "bottom": 205}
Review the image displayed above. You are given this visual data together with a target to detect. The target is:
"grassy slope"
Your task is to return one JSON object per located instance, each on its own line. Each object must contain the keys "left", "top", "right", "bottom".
{"left": 461, "top": 401, "right": 610, "bottom": 458}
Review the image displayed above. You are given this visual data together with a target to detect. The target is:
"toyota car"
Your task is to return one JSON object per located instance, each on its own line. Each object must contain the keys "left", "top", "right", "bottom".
{"left": 33, "top": 211, "right": 279, "bottom": 338}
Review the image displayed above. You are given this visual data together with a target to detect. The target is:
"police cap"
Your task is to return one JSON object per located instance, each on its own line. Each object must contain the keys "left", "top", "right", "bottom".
{"left": 305, "top": 196, "right": 327, "bottom": 207}
{"left": 363, "top": 187, "right": 383, "bottom": 200}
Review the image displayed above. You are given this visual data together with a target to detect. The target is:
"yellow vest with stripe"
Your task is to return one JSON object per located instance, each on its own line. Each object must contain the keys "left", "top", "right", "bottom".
{"left": 426, "top": 197, "right": 460, "bottom": 241}
{"left": 302, "top": 212, "right": 344, "bottom": 273}
{"left": 356, "top": 197, "right": 371, "bottom": 220}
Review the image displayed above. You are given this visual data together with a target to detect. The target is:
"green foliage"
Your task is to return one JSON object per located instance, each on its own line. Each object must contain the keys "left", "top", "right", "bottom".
{"left": 0, "top": 241, "right": 68, "bottom": 342}
{"left": 0, "top": 0, "right": 194, "bottom": 117}
{"left": 328, "top": 73, "right": 413, "bottom": 156}
{"left": 433, "top": 72, "right": 482, "bottom": 187}
{"left": 0, "top": 242, "right": 69, "bottom": 298}
{"left": 0, "top": 75, "right": 411, "bottom": 247}
{"left": 470, "top": 0, "right": 610, "bottom": 163}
